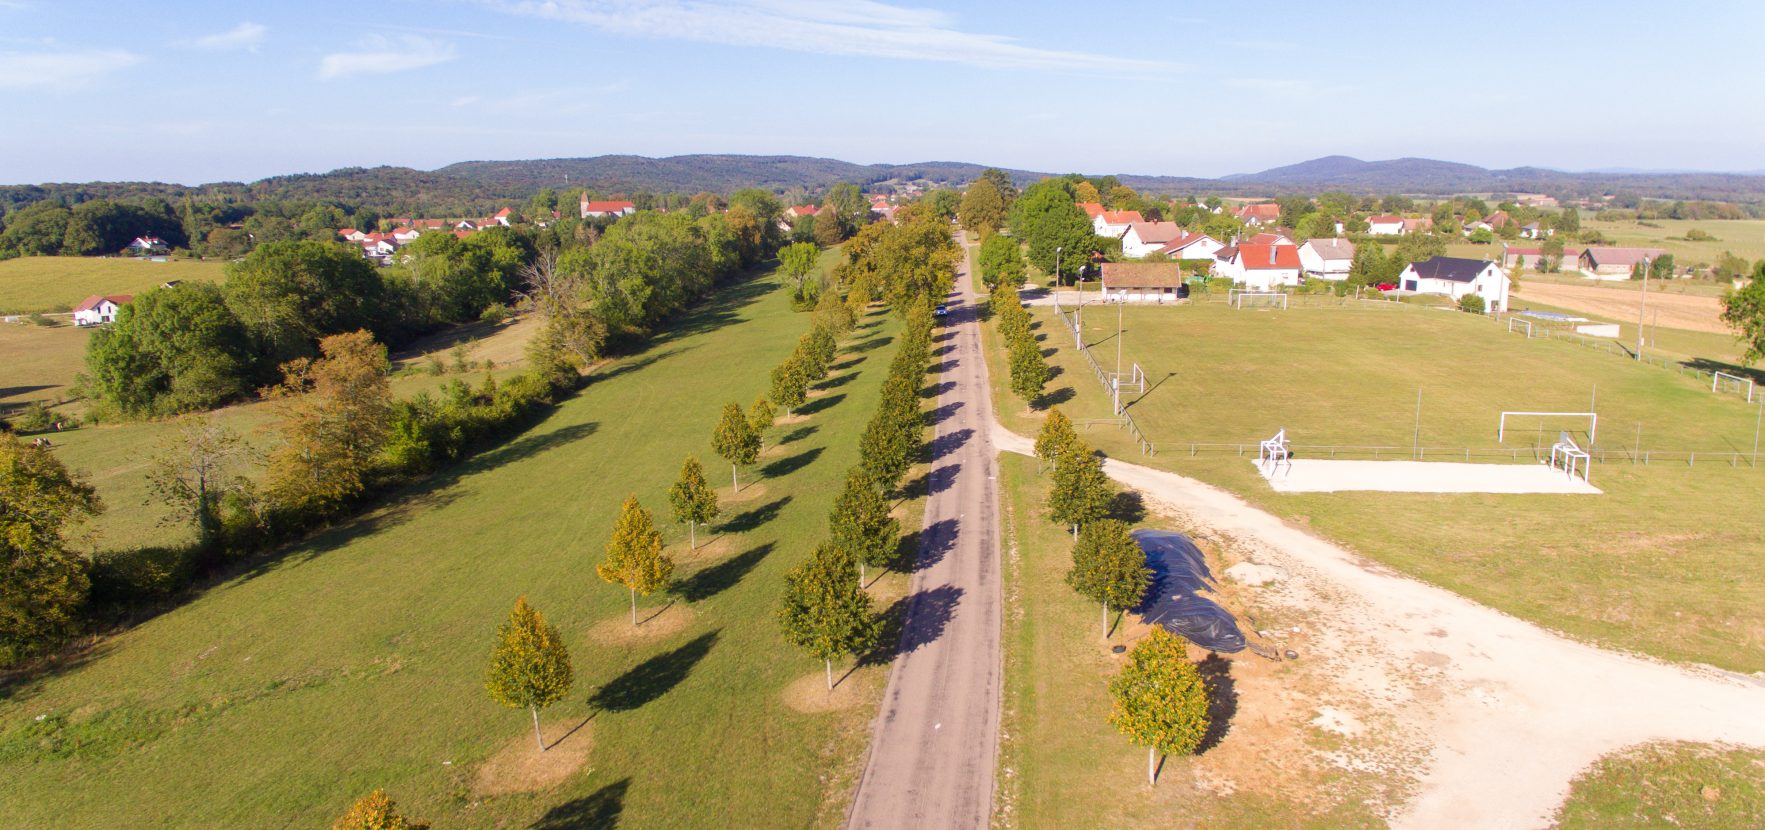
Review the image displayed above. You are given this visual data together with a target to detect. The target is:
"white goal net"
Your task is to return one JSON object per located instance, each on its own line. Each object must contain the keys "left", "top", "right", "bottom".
{"left": 1713, "top": 371, "right": 1756, "bottom": 403}
{"left": 1231, "top": 291, "right": 1288, "bottom": 310}
{"left": 1499, "top": 411, "right": 1598, "bottom": 448}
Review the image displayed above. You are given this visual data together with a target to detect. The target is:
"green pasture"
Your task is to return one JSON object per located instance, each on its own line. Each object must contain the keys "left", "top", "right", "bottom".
{"left": 0, "top": 256, "right": 226, "bottom": 315}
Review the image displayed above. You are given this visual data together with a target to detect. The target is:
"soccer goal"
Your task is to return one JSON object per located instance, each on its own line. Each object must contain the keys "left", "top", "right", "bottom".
{"left": 1713, "top": 371, "right": 1756, "bottom": 403}
{"left": 1231, "top": 291, "right": 1288, "bottom": 310}
{"left": 1549, "top": 432, "right": 1592, "bottom": 483}
{"left": 1499, "top": 411, "right": 1598, "bottom": 447}
{"left": 1258, "top": 428, "right": 1291, "bottom": 473}
{"left": 1507, "top": 317, "right": 1537, "bottom": 338}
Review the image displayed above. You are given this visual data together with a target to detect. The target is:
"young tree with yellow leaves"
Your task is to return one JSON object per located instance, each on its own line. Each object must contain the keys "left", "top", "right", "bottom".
{"left": 711, "top": 402, "right": 760, "bottom": 491}
{"left": 1108, "top": 627, "right": 1211, "bottom": 785}
{"left": 667, "top": 456, "right": 719, "bottom": 550}
{"left": 332, "top": 789, "right": 429, "bottom": 830}
{"left": 597, "top": 495, "right": 675, "bottom": 624}
{"left": 265, "top": 330, "right": 392, "bottom": 515}
{"left": 485, "top": 597, "right": 574, "bottom": 753}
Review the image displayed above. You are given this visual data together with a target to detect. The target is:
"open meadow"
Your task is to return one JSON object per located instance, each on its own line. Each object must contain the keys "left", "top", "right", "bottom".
{"left": 0, "top": 263, "right": 915, "bottom": 829}
{"left": 988, "top": 298, "right": 1765, "bottom": 674}
{"left": 0, "top": 256, "right": 227, "bottom": 315}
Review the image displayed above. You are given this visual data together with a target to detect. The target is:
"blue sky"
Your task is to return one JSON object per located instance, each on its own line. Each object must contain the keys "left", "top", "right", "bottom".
{"left": 1, "top": 0, "right": 1760, "bottom": 185}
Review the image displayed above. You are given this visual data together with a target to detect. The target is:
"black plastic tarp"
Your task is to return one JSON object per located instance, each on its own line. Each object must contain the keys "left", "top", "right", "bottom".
{"left": 1133, "top": 529, "right": 1247, "bottom": 653}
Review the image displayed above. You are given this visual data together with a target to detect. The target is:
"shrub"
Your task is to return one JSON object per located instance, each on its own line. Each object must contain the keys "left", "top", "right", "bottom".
{"left": 86, "top": 546, "right": 198, "bottom": 609}
{"left": 479, "top": 302, "right": 510, "bottom": 323}
{"left": 1458, "top": 294, "right": 1487, "bottom": 314}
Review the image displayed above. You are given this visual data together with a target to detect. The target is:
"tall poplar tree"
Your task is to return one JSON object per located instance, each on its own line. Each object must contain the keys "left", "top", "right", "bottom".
{"left": 597, "top": 496, "right": 675, "bottom": 625}
{"left": 668, "top": 456, "right": 719, "bottom": 550}
{"left": 485, "top": 597, "right": 575, "bottom": 752}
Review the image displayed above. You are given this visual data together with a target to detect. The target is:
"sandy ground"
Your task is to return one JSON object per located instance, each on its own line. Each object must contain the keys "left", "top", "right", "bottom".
{"left": 1518, "top": 281, "right": 1728, "bottom": 334}
{"left": 1256, "top": 458, "right": 1602, "bottom": 494}
{"left": 991, "top": 421, "right": 1765, "bottom": 829}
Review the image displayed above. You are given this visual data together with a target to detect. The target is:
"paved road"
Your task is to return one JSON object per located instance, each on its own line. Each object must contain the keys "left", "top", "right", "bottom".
{"left": 847, "top": 237, "right": 1002, "bottom": 829}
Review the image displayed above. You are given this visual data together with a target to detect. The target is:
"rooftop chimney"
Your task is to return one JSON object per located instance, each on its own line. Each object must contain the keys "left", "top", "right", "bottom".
{"left": 1268, "top": 245, "right": 1277, "bottom": 265}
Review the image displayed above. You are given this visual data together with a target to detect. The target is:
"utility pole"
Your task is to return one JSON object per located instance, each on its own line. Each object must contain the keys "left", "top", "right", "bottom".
{"left": 1055, "top": 246, "right": 1063, "bottom": 289}
{"left": 1115, "top": 298, "right": 1124, "bottom": 381}
{"left": 1754, "top": 402, "right": 1762, "bottom": 468}
{"left": 1635, "top": 256, "right": 1650, "bottom": 360}
{"left": 1413, "top": 388, "right": 1423, "bottom": 459}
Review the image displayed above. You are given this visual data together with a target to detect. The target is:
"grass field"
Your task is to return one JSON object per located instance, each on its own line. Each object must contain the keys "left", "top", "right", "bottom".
{"left": 990, "top": 451, "right": 1384, "bottom": 829}
{"left": 0, "top": 256, "right": 227, "bottom": 315}
{"left": 1579, "top": 218, "right": 1765, "bottom": 266}
{"left": 1554, "top": 742, "right": 1765, "bottom": 828}
{"left": 0, "top": 265, "right": 909, "bottom": 828}
{"left": 0, "top": 322, "right": 91, "bottom": 407}
{"left": 988, "top": 300, "right": 1765, "bottom": 674}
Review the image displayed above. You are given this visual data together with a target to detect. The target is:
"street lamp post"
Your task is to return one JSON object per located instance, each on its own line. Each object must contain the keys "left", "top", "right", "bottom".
{"left": 1635, "top": 256, "right": 1650, "bottom": 360}
{"left": 1055, "top": 246, "right": 1063, "bottom": 290}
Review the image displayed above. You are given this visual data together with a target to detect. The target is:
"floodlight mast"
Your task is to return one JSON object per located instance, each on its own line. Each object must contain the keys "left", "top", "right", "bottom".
{"left": 1635, "top": 256, "right": 1649, "bottom": 360}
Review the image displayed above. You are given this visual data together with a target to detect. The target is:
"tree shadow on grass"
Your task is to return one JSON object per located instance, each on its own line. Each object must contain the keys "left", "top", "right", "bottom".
{"left": 590, "top": 631, "right": 720, "bottom": 712}
{"left": 760, "top": 446, "right": 822, "bottom": 478}
{"left": 796, "top": 392, "right": 845, "bottom": 416}
{"left": 847, "top": 335, "right": 893, "bottom": 353}
{"left": 672, "top": 543, "right": 773, "bottom": 602}
{"left": 830, "top": 355, "right": 865, "bottom": 372}
{"left": 1684, "top": 358, "right": 1765, "bottom": 384}
{"left": 1196, "top": 654, "right": 1240, "bottom": 754}
{"left": 777, "top": 425, "right": 818, "bottom": 445}
{"left": 1034, "top": 387, "right": 1075, "bottom": 409}
{"left": 586, "top": 348, "right": 692, "bottom": 388}
{"left": 530, "top": 777, "right": 630, "bottom": 829}
{"left": 721, "top": 496, "right": 791, "bottom": 533}
{"left": 815, "top": 372, "right": 859, "bottom": 391}
{"left": 863, "top": 584, "right": 964, "bottom": 665}
{"left": 1107, "top": 490, "right": 1147, "bottom": 524}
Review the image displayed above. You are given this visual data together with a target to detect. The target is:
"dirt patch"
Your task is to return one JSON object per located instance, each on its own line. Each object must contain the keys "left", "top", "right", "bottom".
{"left": 719, "top": 481, "right": 769, "bottom": 503}
{"left": 473, "top": 717, "right": 594, "bottom": 797}
{"left": 777, "top": 413, "right": 812, "bottom": 426}
{"left": 1520, "top": 281, "right": 1726, "bottom": 334}
{"left": 782, "top": 669, "right": 868, "bottom": 713}
{"left": 587, "top": 603, "right": 696, "bottom": 645}
{"left": 676, "top": 535, "right": 735, "bottom": 563}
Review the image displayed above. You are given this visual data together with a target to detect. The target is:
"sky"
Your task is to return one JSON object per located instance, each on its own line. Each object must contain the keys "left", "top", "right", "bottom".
{"left": 1, "top": 0, "right": 1761, "bottom": 185}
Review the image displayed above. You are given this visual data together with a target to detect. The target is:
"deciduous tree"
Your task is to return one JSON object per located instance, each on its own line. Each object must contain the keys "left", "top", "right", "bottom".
{"left": 959, "top": 178, "right": 1007, "bottom": 237}
{"left": 668, "top": 456, "right": 720, "bottom": 550}
{"left": 770, "top": 355, "right": 810, "bottom": 416}
{"left": 486, "top": 597, "right": 574, "bottom": 752}
{"left": 0, "top": 437, "right": 102, "bottom": 666}
{"left": 748, "top": 395, "right": 776, "bottom": 438}
{"left": 780, "top": 242, "right": 820, "bottom": 284}
{"left": 712, "top": 402, "right": 761, "bottom": 490}
{"left": 977, "top": 233, "right": 1025, "bottom": 292}
{"left": 598, "top": 495, "right": 675, "bottom": 624}
{"left": 332, "top": 789, "right": 429, "bottom": 830}
{"left": 264, "top": 330, "right": 392, "bottom": 515}
{"left": 1049, "top": 443, "right": 1113, "bottom": 537}
{"left": 1066, "top": 519, "right": 1152, "bottom": 638}
{"left": 84, "top": 281, "right": 255, "bottom": 416}
{"left": 146, "top": 415, "right": 251, "bottom": 550}
{"left": 1721, "top": 262, "right": 1765, "bottom": 364}
{"left": 778, "top": 542, "right": 880, "bottom": 689}
{"left": 1035, "top": 408, "right": 1079, "bottom": 470}
{"left": 1109, "top": 627, "right": 1211, "bottom": 785}
{"left": 829, "top": 468, "right": 898, "bottom": 584}
{"left": 1009, "top": 334, "right": 1050, "bottom": 404}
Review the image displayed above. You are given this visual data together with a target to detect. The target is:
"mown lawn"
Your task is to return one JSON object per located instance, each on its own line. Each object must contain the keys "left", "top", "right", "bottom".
{"left": 0, "top": 256, "right": 227, "bottom": 315}
{"left": 0, "top": 265, "right": 906, "bottom": 828}
{"left": 989, "top": 299, "right": 1765, "bottom": 673}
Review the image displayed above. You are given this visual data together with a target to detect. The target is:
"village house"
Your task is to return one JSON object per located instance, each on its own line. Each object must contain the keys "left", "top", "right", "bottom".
{"left": 1158, "top": 232, "right": 1223, "bottom": 260}
{"left": 1119, "top": 221, "right": 1182, "bottom": 258}
{"left": 125, "top": 236, "right": 169, "bottom": 255}
{"left": 491, "top": 207, "right": 514, "bottom": 227}
{"left": 1402, "top": 216, "right": 1433, "bottom": 234}
{"left": 1077, "top": 202, "right": 1105, "bottom": 221}
{"left": 1246, "top": 230, "right": 1293, "bottom": 246}
{"left": 338, "top": 228, "right": 368, "bottom": 242}
{"left": 1298, "top": 238, "right": 1356, "bottom": 280}
{"left": 1235, "top": 203, "right": 1281, "bottom": 226}
{"left": 1100, "top": 261, "right": 1185, "bottom": 301}
{"left": 1092, "top": 209, "right": 1144, "bottom": 239}
{"left": 1579, "top": 246, "right": 1666, "bottom": 280}
{"left": 580, "top": 195, "right": 637, "bottom": 219}
{"left": 72, "top": 294, "right": 131, "bottom": 326}
{"left": 1519, "top": 222, "right": 1550, "bottom": 239}
{"left": 1216, "top": 243, "right": 1301, "bottom": 290}
{"left": 1396, "top": 256, "right": 1510, "bottom": 312}
{"left": 1501, "top": 247, "right": 1542, "bottom": 269}
{"left": 1366, "top": 215, "right": 1406, "bottom": 235}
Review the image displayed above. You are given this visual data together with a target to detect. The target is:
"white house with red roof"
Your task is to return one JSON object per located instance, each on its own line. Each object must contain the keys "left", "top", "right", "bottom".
{"left": 1158, "top": 232, "right": 1223, "bottom": 261}
{"left": 1077, "top": 202, "right": 1105, "bottom": 221}
{"left": 125, "top": 236, "right": 169, "bottom": 255}
{"left": 1092, "top": 209, "right": 1144, "bottom": 239}
{"left": 1234, "top": 203, "right": 1281, "bottom": 226}
{"left": 491, "top": 207, "right": 514, "bottom": 227}
{"left": 1214, "top": 243, "right": 1302, "bottom": 290}
{"left": 1120, "top": 221, "right": 1183, "bottom": 258}
{"left": 73, "top": 294, "right": 132, "bottom": 326}
{"left": 1366, "top": 215, "right": 1406, "bottom": 235}
{"left": 392, "top": 227, "right": 423, "bottom": 244}
{"left": 338, "top": 228, "right": 368, "bottom": 242}
{"left": 580, "top": 195, "right": 637, "bottom": 219}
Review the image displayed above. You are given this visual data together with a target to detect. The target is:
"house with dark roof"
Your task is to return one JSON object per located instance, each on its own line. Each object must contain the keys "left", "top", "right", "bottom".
{"left": 1100, "top": 262, "right": 1185, "bottom": 300}
{"left": 1396, "top": 256, "right": 1509, "bottom": 312}
{"left": 1298, "top": 238, "right": 1356, "bottom": 280}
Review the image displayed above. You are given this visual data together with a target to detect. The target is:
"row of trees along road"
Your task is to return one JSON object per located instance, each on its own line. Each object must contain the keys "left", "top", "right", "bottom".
{"left": 990, "top": 282, "right": 1051, "bottom": 404}
{"left": 1033, "top": 407, "right": 1211, "bottom": 785}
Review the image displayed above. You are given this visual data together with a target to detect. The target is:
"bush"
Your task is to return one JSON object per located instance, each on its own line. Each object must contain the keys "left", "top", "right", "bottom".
{"left": 479, "top": 302, "right": 510, "bottom": 324}
{"left": 27, "top": 313, "right": 54, "bottom": 327}
{"left": 86, "top": 546, "right": 198, "bottom": 609}
{"left": 1458, "top": 293, "right": 1487, "bottom": 314}
{"left": 12, "top": 401, "right": 55, "bottom": 432}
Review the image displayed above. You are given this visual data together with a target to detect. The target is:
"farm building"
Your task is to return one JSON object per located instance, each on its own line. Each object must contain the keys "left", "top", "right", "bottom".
{"left": 1396, "top": 256, "right": 1509, "bottom": 312}
{"left": 580, "top": 195, "right": 637, "bottom": 219}
{"left": 72, "top": 294, "right": 132, "bottom": 326}
{"left": 1579, "top": 246, "right": 1666, "bottom": 279}
{"left": 1100, "top": 262, "right": 1185, "bottom": 301}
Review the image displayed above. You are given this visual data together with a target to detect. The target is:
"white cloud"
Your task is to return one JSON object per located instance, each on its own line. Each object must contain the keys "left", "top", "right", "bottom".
{"left": 481, "top": 0, "right": 1174, "bottom": 74}
{"left": 318, "top": 35, "right": 455, "bottom": 80}
{"left": 192, "top": 22, "right": 267, "bottom": 52}
{"left": 0, "top": 49, "right": 140, "bottom": 89}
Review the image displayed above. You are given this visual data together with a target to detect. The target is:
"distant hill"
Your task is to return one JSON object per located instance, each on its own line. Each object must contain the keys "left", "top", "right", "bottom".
{"left": 5, "top": 154, "right": 1765, "bottom": 218}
